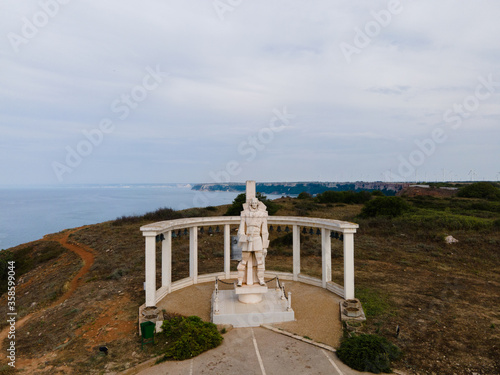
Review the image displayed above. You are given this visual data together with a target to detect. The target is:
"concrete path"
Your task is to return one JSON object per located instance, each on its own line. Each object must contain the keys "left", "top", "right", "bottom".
{"left": 137, "top": 327, "right": 372, "bottom": 375}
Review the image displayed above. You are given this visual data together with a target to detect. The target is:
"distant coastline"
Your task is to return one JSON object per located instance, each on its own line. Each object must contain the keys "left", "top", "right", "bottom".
{"left": 191, "top": 181, "right": 408, "bottom": 196}
{"left": 0, "top": 185, "right": 237, "bottom": 250}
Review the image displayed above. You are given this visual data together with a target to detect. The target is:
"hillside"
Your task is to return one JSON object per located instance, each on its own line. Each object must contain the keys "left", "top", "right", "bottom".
{"left": 1, "top": 192, "right": 499, "bottom": 374}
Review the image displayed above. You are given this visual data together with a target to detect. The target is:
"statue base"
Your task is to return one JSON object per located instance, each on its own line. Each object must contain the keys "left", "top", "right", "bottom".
{"left": 211, "top": 288, "right": 294, "bottom": 328}
{"left": 234, "top": 284, "right": 268, "bottom": 304}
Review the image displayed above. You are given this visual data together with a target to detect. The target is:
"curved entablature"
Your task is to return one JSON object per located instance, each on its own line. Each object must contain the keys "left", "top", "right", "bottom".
{"left": 140, "top": 216, "right": 359, "bottom": 235}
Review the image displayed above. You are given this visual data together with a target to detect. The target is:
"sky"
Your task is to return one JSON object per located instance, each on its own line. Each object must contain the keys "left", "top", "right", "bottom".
{"left": 0, "top": 0, "right": 499, "bottom": 186}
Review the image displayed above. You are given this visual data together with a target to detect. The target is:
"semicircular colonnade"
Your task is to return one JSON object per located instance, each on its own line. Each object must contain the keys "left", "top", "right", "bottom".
{"left": 140, "top": 215, "right": 359, "bottom": 309}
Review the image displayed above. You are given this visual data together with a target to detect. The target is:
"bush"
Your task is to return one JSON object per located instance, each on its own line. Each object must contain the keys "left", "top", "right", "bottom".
{"left": 458, "top": 182, "right": 500, "bottom": 201}
{"left": 159, "top": 316, "right": 223, "bottom": 361}
{"left": 225, "top": 193, "right": 279, "bottom": 216}
{"left": 113, "top": 207, "right": 182, "bottom": 225}
{"left": 297, "top": 191, "right": 312, "bottom": 199}
{"left": 113, "top": 206, "right": 222, "bottom": 226}
{"left": 360, "top": 197, "right": 412, "bottom": 218}
{"left": 316, "top": 190, "right": 372, "bottom": 204}
{"left": 337, "top": 334, "right": 401, "bottom": 373}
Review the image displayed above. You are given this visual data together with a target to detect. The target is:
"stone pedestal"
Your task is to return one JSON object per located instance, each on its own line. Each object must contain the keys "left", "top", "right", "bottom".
{"left": 235, "top": 284, "right": 268, "bottom": 304}
{"left": 339, "top": 298, "right": 366, "bottom": 322}
{"left": 138, "top": 306, "right": 164, "bottom": 334}
{"left": 211, "top": 289, "right": 294, "bottom": 327}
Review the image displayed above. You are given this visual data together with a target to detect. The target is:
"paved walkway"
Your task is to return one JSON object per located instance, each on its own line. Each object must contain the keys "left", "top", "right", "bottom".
{"left": 157, "top": 280, "right": 344, "bottom": 347}
{"left": 137, "top": 327, "right": 372, "bottom": 375}
{"left": 134, "top": 280, "right": 372, "bottom": 375}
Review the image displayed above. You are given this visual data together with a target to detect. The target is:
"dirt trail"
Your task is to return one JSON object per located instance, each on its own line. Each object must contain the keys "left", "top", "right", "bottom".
{"left": 48, "top": 229, "right": 95, "bottom": 306}
{"left": 0, "top": 227, "right": 95, "bottom": 345}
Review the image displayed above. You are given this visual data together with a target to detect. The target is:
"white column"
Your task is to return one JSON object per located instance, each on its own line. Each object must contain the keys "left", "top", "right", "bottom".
{"left": 144, "top": 233, "right": 157, "bottom": 307}
{"left": 343, "top": 231, "right": 355, "bottom": 300}
{"left": 293, "top": 225, "right": 300, "bottom": 281}
{"left": 189, "top": 226, "right": 198, "bottom": 284}
{"left": 162, "top": 231, "right": 172, "bottom": 292}
{"left": 246, "top": 180, "right": 256, "bottom": 200}
{"left": 322, "top": 228, "right": 332, "bottom": 288}
{"left": 224, "top": 224, "right": 231, "bottom": 279}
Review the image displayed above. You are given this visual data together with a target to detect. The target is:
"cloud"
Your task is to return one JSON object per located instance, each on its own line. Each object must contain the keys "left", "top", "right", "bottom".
{"left": 0, "top": 0, "right": 499, "bottom": 184}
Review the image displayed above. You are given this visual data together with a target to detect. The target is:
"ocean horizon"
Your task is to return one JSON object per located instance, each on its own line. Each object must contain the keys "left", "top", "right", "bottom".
{"left": 0, "top": 184, "right": 281, "bottom": 250}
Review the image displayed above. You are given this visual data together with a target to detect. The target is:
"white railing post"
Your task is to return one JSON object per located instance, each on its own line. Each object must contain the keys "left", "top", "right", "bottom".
{"left": 322, "top": 228, "right": 332, "bottom": 288}
{"left": 162, "top": 230, "right": 172, "bottom": 293}
{"left": 190, "top": 226, "right": 198, "bottom": 284}
{"left": 293, "top": 225, "right": 300, "bottom": 281}
{"left": 224, "top": 224, "right": 231, "bottom": 279}
{"left": 144, "top": 233, "right": 157, "bottom": 307}
{"left": 343, "top": 231, "right": 355, "bottom": 300}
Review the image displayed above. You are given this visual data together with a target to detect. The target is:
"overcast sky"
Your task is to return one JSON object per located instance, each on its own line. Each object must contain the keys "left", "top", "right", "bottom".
{"left": 1, "top": 0, "right": 499, "bottom": 186}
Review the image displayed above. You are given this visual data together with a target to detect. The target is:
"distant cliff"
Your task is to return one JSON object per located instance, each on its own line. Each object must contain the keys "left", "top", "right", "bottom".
{"left": 191, "top": 182, "right": 407, "bottom": 196}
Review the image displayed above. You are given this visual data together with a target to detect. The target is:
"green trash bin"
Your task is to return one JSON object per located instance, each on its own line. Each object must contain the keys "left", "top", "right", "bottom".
{"left": 140, "top": 321, "right": 156, "bottom": 349}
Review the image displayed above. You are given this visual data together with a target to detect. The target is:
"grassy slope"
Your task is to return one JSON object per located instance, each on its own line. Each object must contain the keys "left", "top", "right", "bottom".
{"left": 0, "top": 196, "right": 499, "bottom": 374}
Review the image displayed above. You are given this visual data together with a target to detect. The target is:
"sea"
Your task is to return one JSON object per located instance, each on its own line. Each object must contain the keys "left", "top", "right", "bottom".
{"left": 0, "top": 184, "right": 281, "bottom": 250}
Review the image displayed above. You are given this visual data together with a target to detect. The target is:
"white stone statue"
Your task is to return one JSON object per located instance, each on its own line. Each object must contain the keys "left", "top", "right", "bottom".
{"left": 236, "top": 196, "right": 269, "bottom": 287}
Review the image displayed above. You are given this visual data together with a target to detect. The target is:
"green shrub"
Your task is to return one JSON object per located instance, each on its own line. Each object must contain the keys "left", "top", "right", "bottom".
{"left": 224, "top": 193, "right": 279, "bottom": 216}
{"left": 316, "top": 190, "right": 372, "bottom": 204}
{"left": 457, "top": 182, "right": 500, "bottom": 200}
{"left": 297, "top": 191, "right": 312, "bottom": 199}
{"left": 159, "top": 316, "right": 223, "bottom": 361}
{"left": 337, "top": 334, "right": 401, "bottom": 373}
{"left": 360, "top": 197, "right": 412, "bottom": 218}
{"left": 113, "top": 206, "right": 223, "bottom": 226}
{"left": 113, "top": 207, "right": 182, "bottom": 225}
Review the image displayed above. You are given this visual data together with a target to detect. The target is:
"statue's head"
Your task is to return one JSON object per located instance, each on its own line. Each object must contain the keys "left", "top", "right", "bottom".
{"left": 250, "top": 198, "right": 259, "bottom": 209}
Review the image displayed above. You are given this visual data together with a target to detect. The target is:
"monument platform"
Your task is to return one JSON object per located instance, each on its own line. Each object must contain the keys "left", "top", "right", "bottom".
{"left": 211, "top": 289, "right": 295, "bottom": 327}
{"left": 234, "top": 284, "right": 268, "bottom": 303}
